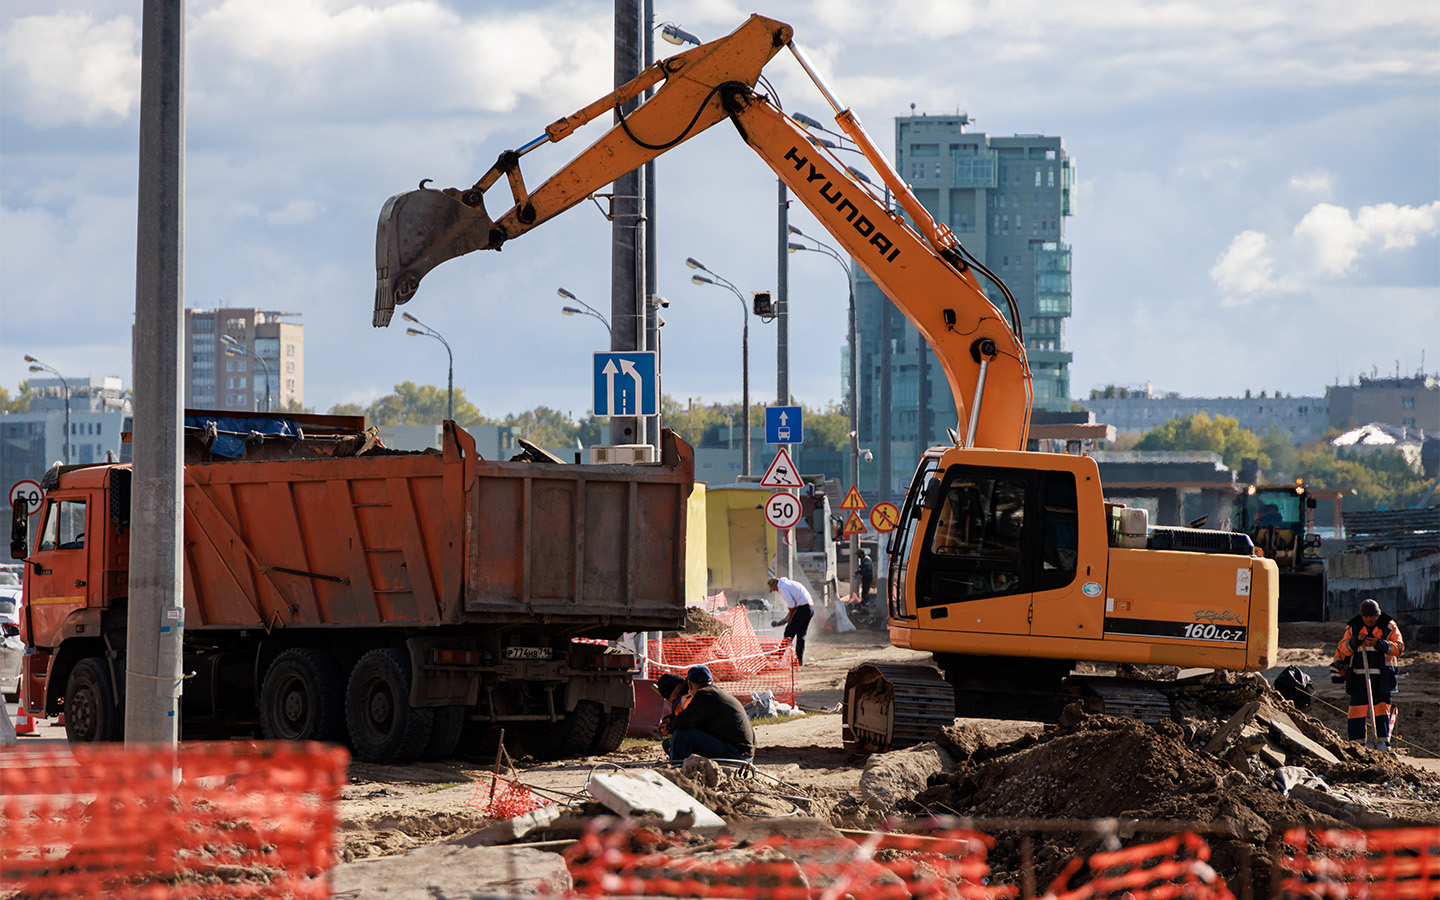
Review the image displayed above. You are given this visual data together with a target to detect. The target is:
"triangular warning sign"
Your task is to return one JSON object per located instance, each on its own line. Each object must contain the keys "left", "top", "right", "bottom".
{"left": 759, "top": 447, "right": 803, "bottom": 487}
{"left": 840, "top": 486, "right": 867, "bottom": 510}
{"left": 842, "top": 511, "right": 868, "bottom": 535}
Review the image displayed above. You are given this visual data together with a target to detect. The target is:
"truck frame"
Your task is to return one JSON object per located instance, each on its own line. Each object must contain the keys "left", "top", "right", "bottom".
{"left": 13, "top": 410, "right": 694, "bottom": 762}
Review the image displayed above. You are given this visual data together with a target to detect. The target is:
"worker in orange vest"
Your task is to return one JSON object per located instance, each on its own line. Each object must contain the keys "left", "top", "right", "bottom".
{"left": 1331, "top": 598, "right": 1405, "bottom": 751}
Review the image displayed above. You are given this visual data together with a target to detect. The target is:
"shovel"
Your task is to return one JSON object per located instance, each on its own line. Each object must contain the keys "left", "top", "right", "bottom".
{"left": 1358, "top": 646, "right": 1378, "bottom": 748}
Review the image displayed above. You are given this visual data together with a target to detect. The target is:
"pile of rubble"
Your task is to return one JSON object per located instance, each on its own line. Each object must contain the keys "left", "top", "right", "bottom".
{"left": 331, "top": 673, "right": 1439, "bottom": 897}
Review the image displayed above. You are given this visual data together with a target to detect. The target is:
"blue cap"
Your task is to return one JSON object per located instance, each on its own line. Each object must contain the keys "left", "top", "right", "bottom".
{"left": 686, "top": 665, "right": 713, "bottom": 685}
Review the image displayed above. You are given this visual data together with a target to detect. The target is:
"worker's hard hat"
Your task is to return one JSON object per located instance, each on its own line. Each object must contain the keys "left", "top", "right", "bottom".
{"left": 1360, "top": 598, "right": 1381, "bottom": 617}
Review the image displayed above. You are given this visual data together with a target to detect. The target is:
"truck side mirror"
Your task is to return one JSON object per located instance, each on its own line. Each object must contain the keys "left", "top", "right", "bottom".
{"left": 921, "top": 478, "right": 944, "bottom": 511}
{"left": 11, "top": 499, "right": 29, "bottom": 560}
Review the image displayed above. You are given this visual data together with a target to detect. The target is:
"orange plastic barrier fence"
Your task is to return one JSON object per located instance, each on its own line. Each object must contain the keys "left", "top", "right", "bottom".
{"left": 0, "top": 741, "right": 348, "bottom": 899}
{"left": 563, "top": 824, "right": 1014, "bottom": 900}
{"left": 648, "top": 605, "right": 798, "bottom": 705}
{"left": 1046, "top": 832, "right": 1235, "bottom": 900}
{"left": 1274, "top": 827, "right": 1440, "bottom": 900}
{"left": 468, "top": 771, "right": 555, "bottom": 819}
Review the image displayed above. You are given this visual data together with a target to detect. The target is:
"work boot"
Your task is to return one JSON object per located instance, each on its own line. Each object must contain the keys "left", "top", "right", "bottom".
{"left": 1377, "top": 739, "right": 1390, "bottom": 752}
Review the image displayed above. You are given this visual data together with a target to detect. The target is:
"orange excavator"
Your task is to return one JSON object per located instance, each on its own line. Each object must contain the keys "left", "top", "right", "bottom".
{"left": 374, "top": 14, "right": 1278, "bottom": 750}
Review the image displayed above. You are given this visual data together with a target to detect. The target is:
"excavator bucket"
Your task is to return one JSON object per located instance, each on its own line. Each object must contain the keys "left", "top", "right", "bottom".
{"left": 373, "top": 187, "right": 498, "bottom": 326}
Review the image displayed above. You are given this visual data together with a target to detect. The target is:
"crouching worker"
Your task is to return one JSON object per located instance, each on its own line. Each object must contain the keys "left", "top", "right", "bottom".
{"left": 1331, "top": 598, "right": 1405, "bottom": 751}
{"left": 654, "top": 673, "right": 690, "bottom": 758}
{"left": 666, "top": 665, "right": 755, "bottom": 763}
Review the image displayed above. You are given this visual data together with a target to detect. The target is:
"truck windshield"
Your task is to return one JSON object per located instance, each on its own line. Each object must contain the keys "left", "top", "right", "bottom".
{"left": 38, "top": 500, "right": 86, "bottom": 552}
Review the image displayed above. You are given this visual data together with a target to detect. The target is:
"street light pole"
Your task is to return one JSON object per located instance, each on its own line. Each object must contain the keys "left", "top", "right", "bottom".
{"left": 401, "top": 313, "right": 454, "bottom": 423}
{"left": 221, "top": 335, "right": 272, "bottom": 413}
{"left": 558, "top": 287, "right": 612, "bottom": 334}
{"left": 24, "top": 355, "right": 70, "bottom": 465}
{"left": 686, "top": 257, "right": 750, "bottom": 477}
{"left": 787, "top": 227, "right": 862, "bottom": 592}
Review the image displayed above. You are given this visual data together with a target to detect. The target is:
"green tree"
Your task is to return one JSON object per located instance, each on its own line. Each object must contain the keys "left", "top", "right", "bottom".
{"left": 801, "top": 401, "right": 849, "bottom": 452}
{"left": 277, "top": 398, "right": 314, "bottom": 414}
{"left": 328, "top": 402, "right": 366, "bottom": 418}
{"left": 504, "top": 406, "right": 576, "bottom": 447}
{"left": 337, "top": 383, "right": 489, "bottom": 427}
{"left": 1260, "top": 426, "right": 1300, "bottom": 480}
{"left": 1133, "top": 413, "right": 1268, "bottom": 472}
{"left": 662, "top": 396, "right": 729, "bottom": 448}
{"left": 0, "top": 382, "right": 32, "bottom": 413}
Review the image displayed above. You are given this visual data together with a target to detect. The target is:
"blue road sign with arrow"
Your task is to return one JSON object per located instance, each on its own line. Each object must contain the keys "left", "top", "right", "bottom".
{"left": 765, "top": 405, "right": 803, "bottom": 444}
{"left": 593, "top": 352, "right": 658, "bottom": 417}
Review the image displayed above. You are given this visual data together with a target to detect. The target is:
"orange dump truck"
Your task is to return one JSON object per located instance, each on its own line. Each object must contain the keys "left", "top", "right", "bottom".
{"left": 13, "top": 410, "right": 692, "bottom": 763}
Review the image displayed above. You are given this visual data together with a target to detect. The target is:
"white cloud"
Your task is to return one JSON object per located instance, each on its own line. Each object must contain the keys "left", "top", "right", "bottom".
{"left": 1289, "top": 171, "right": 1333, "bottom": 195}
{"left": 0, "top": 12, "right": 140, "bottom": 127}
{"left": 1210, "top": 230, "right": 1285, "bottom": 301}
{"left": 1294, "top": 201, "right": 1440, "bottom": 275}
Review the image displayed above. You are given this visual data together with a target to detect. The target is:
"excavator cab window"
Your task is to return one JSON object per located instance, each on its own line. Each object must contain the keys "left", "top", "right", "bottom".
{"left": 916, "top": 466, "right": 1078, "bottom": 607}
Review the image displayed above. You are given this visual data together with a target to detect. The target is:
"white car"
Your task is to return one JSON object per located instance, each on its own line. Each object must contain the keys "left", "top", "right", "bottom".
{"left": 0, "top": 567, "right": 23, "bottom": 699}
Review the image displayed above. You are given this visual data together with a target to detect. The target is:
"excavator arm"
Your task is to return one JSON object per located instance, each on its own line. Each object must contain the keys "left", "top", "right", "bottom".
{"left": 374, "top": 13, "right": 1031, "bottom": 450}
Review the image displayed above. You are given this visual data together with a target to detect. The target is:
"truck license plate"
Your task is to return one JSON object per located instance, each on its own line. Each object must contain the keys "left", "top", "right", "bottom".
{"left": 505, "top": 646, "right": 552, "bottom": 660}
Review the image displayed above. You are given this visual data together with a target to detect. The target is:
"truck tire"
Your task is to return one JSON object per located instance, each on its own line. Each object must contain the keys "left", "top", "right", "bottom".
{"left": 66, "top": 657, "right": 122, "bottom": 744}
{"left": 590, "top": 705, "right": 631, "bottom": 755}
{"left": 260, "top": 648, "right": 347, "bottom": 743}
{"left": 346, "top": 648, "right": 434, "bottom": 764}
{"left": 532, "top": 699, "right": 602, "bottom": 760}
{"left": 420, "top": 705, "right": 466, "bottom": 761}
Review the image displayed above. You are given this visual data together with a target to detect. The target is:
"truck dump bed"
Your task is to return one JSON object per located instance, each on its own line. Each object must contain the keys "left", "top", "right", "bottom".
{"left": 178, "top": 417, "right": 691, "bottom": 634}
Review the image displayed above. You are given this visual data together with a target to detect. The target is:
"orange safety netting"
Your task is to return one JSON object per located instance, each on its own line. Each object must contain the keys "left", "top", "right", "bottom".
{"left": 1046, "top": 831, "right": 1235, "bottom": 900}
{"left": 563, "top": 824, "right": 1014, "bottom": 900}
{"left": 648, "top": 603, "right": 799, "bottom": 705}
{"left": 1274, "top": 827, "right": 1440, "bottom": 900}
{"left": 0, "top": 741, "right": 348, "bottom": 900}
{"left": 467, "top": 772, "right": 555, "bottom": 820}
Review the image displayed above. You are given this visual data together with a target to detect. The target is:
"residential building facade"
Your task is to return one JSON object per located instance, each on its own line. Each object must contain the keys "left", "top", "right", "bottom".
{"left": 854, "top": 114, "right": 1077, "bottom": 498}
{"left": 1081, "top": 388, "right": 1331, "bottom": 444}
{"left": 1327, "top": 374, "right": 1439, "bottom": 434}
{"left": 184, "top": 308, "right": 304, "bottom": 412}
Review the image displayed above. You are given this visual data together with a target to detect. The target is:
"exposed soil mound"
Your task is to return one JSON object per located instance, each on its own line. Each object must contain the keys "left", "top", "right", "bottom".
{"left": 665, "top": 606, "right": 732, "bottom": 638}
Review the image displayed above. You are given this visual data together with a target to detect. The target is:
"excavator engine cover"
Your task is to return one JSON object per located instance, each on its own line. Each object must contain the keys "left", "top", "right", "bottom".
{"left": 374, "top": 187, "right": 498, "bottom": 326}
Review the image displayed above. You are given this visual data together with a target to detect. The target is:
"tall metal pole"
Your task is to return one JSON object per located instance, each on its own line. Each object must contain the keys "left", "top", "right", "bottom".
{"left": 742, "top": 304, "right": 750, "bottom": 478}
{"left": 611, "top": 0, "right": 644, "bottom": 448}
{"left": 128, "top": 0, "right": 185, "bottom": 746}
{"left": 777, "top": 181, "right": 789, "bottom": 406}
{"left": 848, "top": 278, "right": 860, "bottom": 593}
{"left": 643, "top": 0, "right": 661, "bottom": 451}
{"left": 62, "top": 379, "right": 71, "bottom": 465}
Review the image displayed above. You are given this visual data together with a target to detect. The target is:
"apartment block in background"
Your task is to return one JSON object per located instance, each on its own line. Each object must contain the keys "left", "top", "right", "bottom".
{"left": 184, "top": 308, "right": 304, "bottom": 412}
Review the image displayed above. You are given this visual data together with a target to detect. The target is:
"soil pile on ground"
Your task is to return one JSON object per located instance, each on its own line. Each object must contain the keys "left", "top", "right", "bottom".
{"left": 665, "top": 606, "right": 732, "bottom": 638}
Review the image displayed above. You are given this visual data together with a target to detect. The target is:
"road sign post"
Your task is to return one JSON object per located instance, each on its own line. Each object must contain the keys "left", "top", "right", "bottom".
{"left": 592, "top": 351, "right": 659, "bottom": 417}
{"left": 8, "top": 480, "right": 43, "bottom": 516}
{"left": 765, "top": 406, "right": 803, "bottom": 445}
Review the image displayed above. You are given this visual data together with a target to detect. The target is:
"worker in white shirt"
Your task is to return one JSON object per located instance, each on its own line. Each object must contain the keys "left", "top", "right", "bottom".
{"left": 768, "top": 575, "right": 815, "bottom": 664}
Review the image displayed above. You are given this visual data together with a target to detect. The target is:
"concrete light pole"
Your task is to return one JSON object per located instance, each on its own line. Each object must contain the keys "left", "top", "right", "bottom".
{"left": 401, "top": 312, "right": 453, "bottom": 423}
{"left": 24, "top": 356, "right": 70, "bottom": 465}
{"left": 686, "top": 257, "right": 750, "bottom": 477}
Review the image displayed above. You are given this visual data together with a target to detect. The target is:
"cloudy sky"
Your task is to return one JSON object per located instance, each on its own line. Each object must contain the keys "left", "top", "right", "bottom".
{"left": 2, "top": 0, "right": 1437, "bottom": 423}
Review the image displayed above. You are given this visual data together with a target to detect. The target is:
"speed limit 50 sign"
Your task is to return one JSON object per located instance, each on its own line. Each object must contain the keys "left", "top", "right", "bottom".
{"left": 764, "top": 491, "right": 802, "bottom": 530}
{"left": 9, "top": 479, "right": 43, "bottom": 515}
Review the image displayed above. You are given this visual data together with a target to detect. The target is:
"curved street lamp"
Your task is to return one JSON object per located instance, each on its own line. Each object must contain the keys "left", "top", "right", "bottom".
{"left": 401, "top": 312, "right": 453, "bottom": 423}
{"left": 558, "top": 287, "right": 611, "bottom": 334}
{"left": 686, "top": 257, "right": 751, "bottom": 477}
{"left": 221, "top": 334, "right": 271, "bottom": 413}
{"left": 788, "top": 226, "right": 863, "bottom": 591}
{"left": 24, "top": 354, "right": 70, "bottom": 465}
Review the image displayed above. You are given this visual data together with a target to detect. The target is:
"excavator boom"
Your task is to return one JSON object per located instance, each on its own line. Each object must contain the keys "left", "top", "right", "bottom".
{"left": 373, "top": 13, "right": 1030, "bottom": 449}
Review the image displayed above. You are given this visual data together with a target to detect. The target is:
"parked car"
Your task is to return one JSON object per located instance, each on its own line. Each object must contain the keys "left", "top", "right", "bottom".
{"left": 0, "top": 567, "right": 23, "bottom": 699}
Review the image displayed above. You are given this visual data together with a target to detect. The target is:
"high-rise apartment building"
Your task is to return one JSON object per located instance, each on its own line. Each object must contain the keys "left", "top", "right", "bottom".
{"left": 184, "top": 308, "right": 304, "bottom": 412}
{"left": 852, "top": 114, "right": 1076, "bottom": 497}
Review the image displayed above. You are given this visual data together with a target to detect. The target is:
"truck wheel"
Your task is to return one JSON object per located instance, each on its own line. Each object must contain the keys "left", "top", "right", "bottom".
{"left": 66, "top": 657, "right": 122, "bottom": 743}
{"left": 260, "top": 648, "right": 347, "bottom": 743}
{"left": 420, "top": 705, "right": 466, "bottom": 761}
{"left": 345, "top": 648, "right": 434, "bottom": 764}
{"left": 590, "top": 705, "right": 631, "bottom": 755}
{"left": 533, "top": 699, "right": 602, "bottom": 760}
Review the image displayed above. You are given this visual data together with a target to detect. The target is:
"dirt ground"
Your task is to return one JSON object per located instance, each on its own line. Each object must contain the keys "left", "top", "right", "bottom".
{"left": 334, "top": 620, "right": 1440, "bottom": 887}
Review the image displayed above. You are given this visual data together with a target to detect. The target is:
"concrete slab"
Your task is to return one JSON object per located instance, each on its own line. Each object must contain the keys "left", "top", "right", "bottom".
{"left": 1257, "top": 707, "right": 1341, "bottom": 765}
{"left": 329, "top": 843, "right": 570, "bottom": 898}
{"left": 588, "top": 768, "right": 726, "bottom": 829}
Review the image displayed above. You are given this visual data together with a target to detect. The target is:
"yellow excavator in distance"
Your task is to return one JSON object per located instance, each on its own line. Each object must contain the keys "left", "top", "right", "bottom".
{"left": 372, "top": 14, "right": 1279, "bottom": 751}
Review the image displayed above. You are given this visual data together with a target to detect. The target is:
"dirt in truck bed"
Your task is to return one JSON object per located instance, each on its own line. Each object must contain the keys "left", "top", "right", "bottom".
{"left": 330, "top": 619, "right": 1439, "bottom": 894}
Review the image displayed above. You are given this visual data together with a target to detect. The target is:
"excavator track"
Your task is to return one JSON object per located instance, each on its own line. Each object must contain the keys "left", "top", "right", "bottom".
{"left": 842, "top": 663, "right": 956, "bottom": 753}
{"left": 1062, "top": 676, "right": 1173, "bottom": 725}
